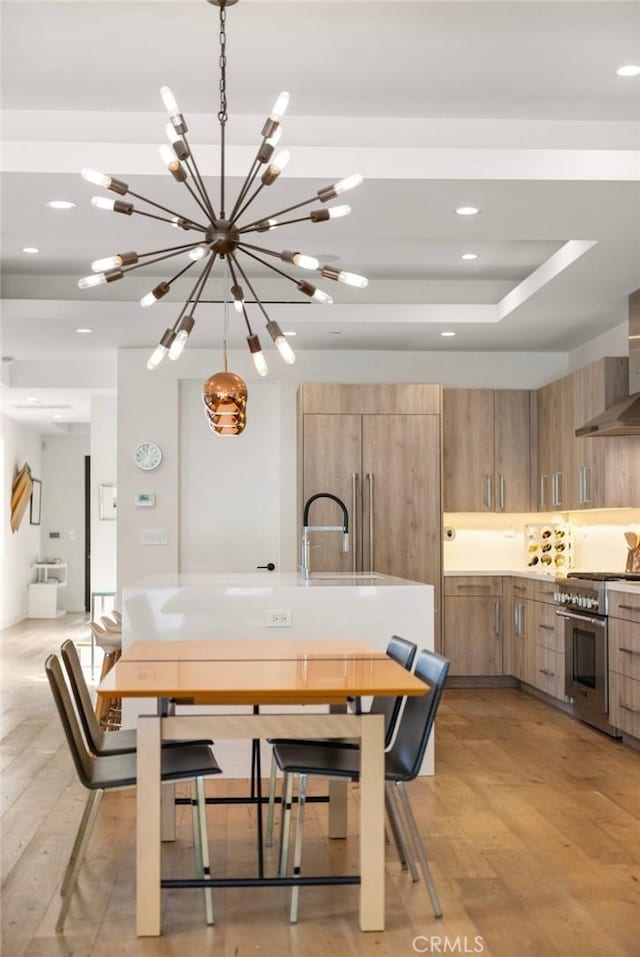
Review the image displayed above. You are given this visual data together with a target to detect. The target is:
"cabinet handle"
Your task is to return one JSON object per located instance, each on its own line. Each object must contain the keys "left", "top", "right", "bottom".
{"left": 583, "top": 466, "right": 592, "bottom": 504}
{"left": 578, "top": 465, "right": 585, "bottom": 506}
{"left": 618, "top": 604, "right": 640, "bottom": 613}
{"left": 351, "top": 473, "right": 359, "bottom": 573}
{"left": 540, "top": 474, "right": 548, "bottom": 509}
{"left": 486, "top": 476, "right": 493, "bottom": 510}
{"left": 621, "top": 703, "right": 640, "bottom": 714}
{"left": 539, "top": 668, "right": 555, "bottom": 677}
{"left": 538, "top": 624, "right": 554, "bottom": 631}
{"left": 495, "top": 600, "right": 501, "bottom": 637}
{"left": 499, "top": 474, "right": 505, "bottom": 511}
{"left": 515, "top": 602, "right": 525, "bottom": 637}
{"left": 366, "top": 472, "right": 374, "bottom": 572}
{"left": 553, "top": 472, "right": 563, "bottom": 507}
{"left": 619, "top": 647, "right": 640, "bottom": 656}
{"left": 456, "top": 584, "right": 492, "bottom": 591}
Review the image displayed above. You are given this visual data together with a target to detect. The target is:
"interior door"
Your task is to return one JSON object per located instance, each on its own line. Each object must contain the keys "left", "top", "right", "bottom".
{"left": 179, "top": 379, "right": 280, "bottom": 573}
{"left": 302, "top": 414, "right": 362, "bottom": 573}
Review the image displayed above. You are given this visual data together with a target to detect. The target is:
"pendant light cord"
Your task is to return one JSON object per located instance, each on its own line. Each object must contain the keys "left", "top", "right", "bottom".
{"left": 218, "top": 1, "right": 228, "bottom": 218}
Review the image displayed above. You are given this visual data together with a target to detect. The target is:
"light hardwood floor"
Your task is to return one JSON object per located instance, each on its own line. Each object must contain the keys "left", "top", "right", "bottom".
{"left": 2, "top": 615, "right": 639, "bottom": 957}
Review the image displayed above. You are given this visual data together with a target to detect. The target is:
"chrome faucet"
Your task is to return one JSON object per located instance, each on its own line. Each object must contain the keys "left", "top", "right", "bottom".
{"left": 301, "top": 493, "right": 349, "bottom": 580}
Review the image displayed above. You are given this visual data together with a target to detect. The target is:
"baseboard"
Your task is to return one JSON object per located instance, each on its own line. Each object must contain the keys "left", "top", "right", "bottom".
{"left": 447, "top": 675, "right": 519, "bottom": 689}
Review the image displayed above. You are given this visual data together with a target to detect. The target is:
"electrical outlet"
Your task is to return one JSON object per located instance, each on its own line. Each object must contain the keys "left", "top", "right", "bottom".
{"left": 267, "top": 609, "right": 292, "bottom": 627}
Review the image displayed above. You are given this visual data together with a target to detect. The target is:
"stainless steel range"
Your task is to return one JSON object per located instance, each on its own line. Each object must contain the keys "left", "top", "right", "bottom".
{"left": 554, "top": 572, "right": 640, "bottom": 737}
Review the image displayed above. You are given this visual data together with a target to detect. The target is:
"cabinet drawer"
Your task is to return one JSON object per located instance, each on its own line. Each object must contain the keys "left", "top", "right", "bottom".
{"left": 607, "top": 590, "right": 640, "bottom": 624}
{"left": 511, "top": 577, "right": 536, "bottom": 601}
{"left": 535, "top": 602, "right": 564, "bottom": 653}
{"left": 444, "top": 576, "right": 503, "bottom": 597}
{"left": 534, "top": 580, "right": 559, "bottom": 604}
{"left": 609, "top": 618, "right": 640, "bottom": 680}
{"left": 610, "top": 671, "right": 640, "bottom": 738}
{"left": 534, "top": 645, "right": 565, "bottom": 700}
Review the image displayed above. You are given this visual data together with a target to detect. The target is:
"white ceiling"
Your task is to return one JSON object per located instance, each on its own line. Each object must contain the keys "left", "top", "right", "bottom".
{"left": 1, "top": 0, "right": 640, "bottom": 429}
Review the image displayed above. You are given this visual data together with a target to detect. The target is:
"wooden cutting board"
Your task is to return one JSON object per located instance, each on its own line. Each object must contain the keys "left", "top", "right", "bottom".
{"left": 10, "top": 464, "right": 33, "bottom": 533}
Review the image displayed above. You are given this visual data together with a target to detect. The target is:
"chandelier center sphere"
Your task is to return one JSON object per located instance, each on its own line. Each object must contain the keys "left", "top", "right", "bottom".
{"left": 206, "top": 220, "right": 240, "bottom": 256}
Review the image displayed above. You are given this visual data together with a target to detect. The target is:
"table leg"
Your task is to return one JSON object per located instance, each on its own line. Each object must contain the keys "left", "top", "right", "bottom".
{"left": 359, "top": 713, "right": 385, "bottom": 932}
{"left": 161, "top": 783, "right": 176, "bottom": 842}
{"left": 137, "top": 715, "right": 162, "bottom": 936}
{"left": 328, "top": 703, "right": 348, "bottom": 838}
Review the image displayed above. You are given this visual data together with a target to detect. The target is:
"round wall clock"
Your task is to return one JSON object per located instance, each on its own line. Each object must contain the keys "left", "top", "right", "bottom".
{"left": 134, "top": 441, "right": 162, "bottom": 471}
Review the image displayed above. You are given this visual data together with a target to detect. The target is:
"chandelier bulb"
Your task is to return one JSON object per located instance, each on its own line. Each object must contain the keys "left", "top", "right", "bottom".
{"left": 328, "top": 204, "right": 352, "bottom": 219}
{"left": 334, "top": 173, "right": 364, "bottom": 195}
{"left": 247, "top": 334, "right": 268, "bottom": 377}
{"left": 266, "top": 320, "right": 296, "bottom": 365}
{"left": 146, "top": 329, "right": 176, "bottom": 370}
{"left": 160, "top": 86, "right": 180, "bottom": 117}
{"left": 165, "top": 123, "right": 190, "bottom": 160}
{"left": 261, "top": 150, "right": 290, "bottom": 186}
{"left": 81, "top": 168, "right": 110, "bottom": 189}
{"left": 78, "top": 272, "right": 107, "bottom": 289}
{"left": 283, "top": 251, "right": 319, "bottom": 271}
{"left": 140, "top": 282, "right": 170, "bottom": 308}
{"left": 91, "top": 196, "right": 133, "bottom": 215}
{"left": 256, "top": 218, "right": 278, "bottom": 232}
{"left": 321, "top": 266, "right": 368, "bottom": 289}
{"left": 265, "top": 126, "right": 282, "bottom": 148}
{"left": 91, "top": 255, "right": 120, "bottom": 272}
{"left": 170, "top": 216, "right": 193, "bottom": 231}
{"left": 270, "top": 91, "right": 290, "bottom": 123}
{"left": 231, "top": 284, "right": 245, "bottom": 313}
{"left": 189, "top": 244, "right": 210, "bottom": 261}
{"left": 169, "top": 315, "right": 195, "bottom": 360}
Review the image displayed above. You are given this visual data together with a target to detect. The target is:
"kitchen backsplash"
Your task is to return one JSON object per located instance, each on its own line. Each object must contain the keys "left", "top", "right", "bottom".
{"left": 443, "top": 509, "right": 640, "bottom": 574}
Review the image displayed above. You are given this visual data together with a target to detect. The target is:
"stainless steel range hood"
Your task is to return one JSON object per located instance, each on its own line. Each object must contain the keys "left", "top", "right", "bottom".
{"left": 576, "top": 290, "right": 640, "bottom": 437}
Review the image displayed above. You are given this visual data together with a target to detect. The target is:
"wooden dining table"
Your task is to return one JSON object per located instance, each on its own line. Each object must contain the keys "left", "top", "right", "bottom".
{"left": 98, "top": 638, "right": 429, "bottom": 935}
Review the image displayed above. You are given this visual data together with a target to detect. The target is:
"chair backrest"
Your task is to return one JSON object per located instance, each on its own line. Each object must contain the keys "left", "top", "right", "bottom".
{"left": 60, "top": 639, "right": 104, "bottom": 754}
{"left": 386, "top": 648, "right": 450, "bottom": 781}
{"left": 370, "top": 635, "right": 417, "bottom": 748}
{"left": 45, "top": 654, "right": 93, "bottom": 789}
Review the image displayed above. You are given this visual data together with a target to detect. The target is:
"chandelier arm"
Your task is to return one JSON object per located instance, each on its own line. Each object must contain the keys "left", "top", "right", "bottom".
{"left": 229, "top": 157, "right": 260, "bottom": 221}
{"left": 127, "top": 189, "right": 206, "bottom": 229}
{"left": 184, "top": 156, "right": 216, "bottom": 221}
{"left": 239, "top": 196, "right": 317, "bottom": 232}
{"left": 236, "top": 246, "right": 302, "bottom": 285}
{"left": 162, "top": 256, "right": 204, "bottom": 290}
{"left": 237, "top": 214, "right": 312, "bottom": 234}
{"left": 121, "top": 244, "right": 204, "bottom": 276}
{"left": 135, "top": 241, "right": 204, "bottom": 259}
{"left": 173, "top": 252, "right": 218, "bottom": 327}
{"left": 227, "top": 254, "right": 254, "bottom": 336}
{"left": 228, "top": 181, "right": 265, "bottom": 227}
{"left": 182, "top": 135, "right": 217, "bottom": 220}
{"left": 230, "top": 255, "right": 273, "bottom": 325}
{"left": 132, "top": 208, "right": 207, "bottom": 231}
{"left": 184, "top": 181, "right": 215, "bottom": 221}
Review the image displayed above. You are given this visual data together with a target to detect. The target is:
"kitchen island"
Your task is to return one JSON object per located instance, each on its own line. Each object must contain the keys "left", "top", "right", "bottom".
{"left": 121, "top": 571, "right": 435, "bottom": 775}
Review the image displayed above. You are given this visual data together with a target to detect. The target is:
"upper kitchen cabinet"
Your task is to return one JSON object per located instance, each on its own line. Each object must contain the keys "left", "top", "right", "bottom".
{"left": 537, "top": 375, "right": 574, "bottom": 510}
{"left": 298, "top": 384, "right": 443, "bottom": 644}
{"left": 443, "top": 389, "right": 531, "bottom": 512}
{"left": 572, "top": 358, "right": 640, "bottom": 509}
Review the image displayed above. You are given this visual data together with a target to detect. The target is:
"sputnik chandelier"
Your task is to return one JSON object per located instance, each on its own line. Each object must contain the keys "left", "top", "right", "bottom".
{"left": 78, "top": 0, "right": 366, "bottom": 435}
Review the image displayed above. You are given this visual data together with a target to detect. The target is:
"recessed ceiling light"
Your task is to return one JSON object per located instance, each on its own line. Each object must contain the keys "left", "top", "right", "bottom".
{"left": 455, "top": 206, "right": 479, "bottom": 216}
{"left": 283, "top": 331, "right": 297, "bottom": 337}
{"left": 441, "top": 331, "right": 456, "bottom": 337}
{"left": 461, "top": 252, "right": 478, "bottom": 260}
{"left": 616, "top": 65, "right": 640, "bottom": 77}
{"left": 46, "top": 200, "right": 76, "bottom": 210}
{"left": 22, "top": 246, "right": 40, "bottom": 254}
{"left": 27, "top": 396, "right": 40, "bottom": 403}
{"left": 76, "top": 328, "right": 93, "bottom": 334}
{"left": 53, "top": 414, "right": 63, "bottom": 420}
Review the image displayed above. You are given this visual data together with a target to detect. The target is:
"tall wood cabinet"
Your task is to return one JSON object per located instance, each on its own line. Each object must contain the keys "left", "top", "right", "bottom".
{"left": 298, "top": 384, "right": 443, "bottom": 646}
{"left": 443, "top": 389, "right": 531, "bottom": 512}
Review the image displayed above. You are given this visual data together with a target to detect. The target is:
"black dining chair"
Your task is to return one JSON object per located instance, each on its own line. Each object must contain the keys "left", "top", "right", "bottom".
{"left": 264, "top": 634, "right": 417, "bottom": 850}
{"left": 45, "top": 653, "right": 221, "bottom": 932}
{"left": 272, "top": 648, "right": 450, "bottom": 923}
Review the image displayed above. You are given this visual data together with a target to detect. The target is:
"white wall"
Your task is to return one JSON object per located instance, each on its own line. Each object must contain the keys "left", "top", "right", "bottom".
{"left": 40, "top": 434, "right": 90, "bottom": 611}
{"left": 117, "top": 347, "right": 569, "bottom": 593}
{"left": 568, "top": 321, "right": 628, "bottom": 372}
{"left": 90, "top": 394, "right": 117, "bottom": 595}
{"left": 1, "top": 416, "right": 42, "bottom": 627}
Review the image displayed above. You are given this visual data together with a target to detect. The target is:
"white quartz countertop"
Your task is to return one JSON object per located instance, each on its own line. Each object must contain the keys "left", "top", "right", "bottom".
{"left": 605, "top": 581, "right": 640, "bottom": 594}
{"left": 444, "top": 569, "right": 557, "bottom": 581}
{"left": 127, "top": 571, "right": 427, "bottom": 589}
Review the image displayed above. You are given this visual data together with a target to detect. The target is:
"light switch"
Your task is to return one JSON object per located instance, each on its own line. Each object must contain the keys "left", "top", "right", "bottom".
{"left": 140, "top": 528, "right": 169, "bottom": 545}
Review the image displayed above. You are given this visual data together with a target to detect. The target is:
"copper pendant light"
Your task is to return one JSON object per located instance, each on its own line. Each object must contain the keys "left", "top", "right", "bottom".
{"left": 203, "top": 371, "right": 248, "bottom": 436}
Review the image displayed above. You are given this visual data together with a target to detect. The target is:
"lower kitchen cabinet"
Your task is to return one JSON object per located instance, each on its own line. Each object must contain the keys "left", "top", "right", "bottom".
{"left": 533, "top": 644, "right": 565, "bottom": 699}
{"left": 609, "top": 671, "right": 640, "bottom": 738}
{"left": 508, "top": 594, "right": 536, "bottom": 685}
{"left": 444, "top": 577, "right": 503, "bottom": 675}
{"left": 609, "top": 613, "right": 640, "bottom": 738}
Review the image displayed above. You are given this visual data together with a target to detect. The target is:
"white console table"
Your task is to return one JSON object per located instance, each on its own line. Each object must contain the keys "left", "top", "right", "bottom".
{"left": 28, "top": 563, "right": 67, "bottom": 618}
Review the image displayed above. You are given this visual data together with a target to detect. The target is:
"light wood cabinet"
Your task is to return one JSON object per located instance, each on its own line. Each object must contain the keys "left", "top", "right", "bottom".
{"left": 443, "top": 389, "right": 531, "bottom": 512}
{"left": 444, "top": 576, "right": 503, "bottom": 675}
{"left": 608, "top": 610, "right": 640, "bottom": 738}
{"left": 298, "top": 384, "right": 443, "bottom": 646}
{"left": 530, "top": 586, "right": 568, "bottom": 701}
{"left": 537, "top": 376, "right": 574, "bottom": 509}
{"left": 609, "top": 671, "right": 640, "bottom": 738}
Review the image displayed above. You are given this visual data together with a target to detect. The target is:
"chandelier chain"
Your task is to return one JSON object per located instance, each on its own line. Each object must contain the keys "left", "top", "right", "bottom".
{"left": 218, "top": 3, "right": 228, "bottom": 126}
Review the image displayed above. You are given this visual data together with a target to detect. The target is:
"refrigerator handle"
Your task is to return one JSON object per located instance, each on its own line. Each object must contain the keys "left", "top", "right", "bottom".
{"left": 366, "top": 472, "right": 374, "bottom": 572}
{"left": 351, "top": 473, "right": 359, "bottom": 573}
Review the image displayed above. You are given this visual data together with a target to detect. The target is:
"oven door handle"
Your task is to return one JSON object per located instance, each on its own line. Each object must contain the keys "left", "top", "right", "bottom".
{"left": 556, "top": 611, "right": 605, "bottom": 627}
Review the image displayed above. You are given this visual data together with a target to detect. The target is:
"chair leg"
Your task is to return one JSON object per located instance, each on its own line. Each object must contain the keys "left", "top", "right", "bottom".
{"left": 396, "top": 781, "right": 443, "bottom": 918}
{"left": 385, "top": 783, "right": 419, "bottom": 882}
{"left": 56, "top": 789, "right": 103, "bottom": 933}
{"left": 278, "top": 772, "right": 294, "bottom": 877}
{"left": 265, "top": 750, "right": 278, "bottom": 848}
{"left": 289, "top": 773, "right": 307, "bottom": 924}
{"left": 195, "top": 777, "right": 214, "bottom": 925}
